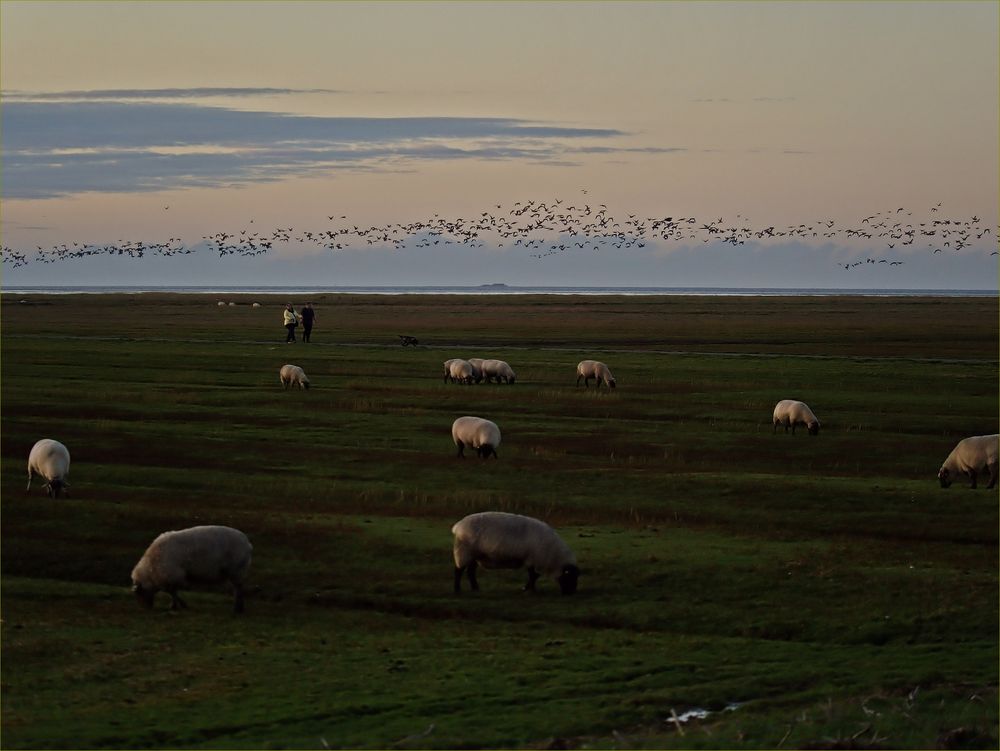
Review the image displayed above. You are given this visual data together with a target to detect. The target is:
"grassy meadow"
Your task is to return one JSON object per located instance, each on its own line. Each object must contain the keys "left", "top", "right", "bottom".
{"left": 1, "top": 292, "right": 997, "bottom": 749}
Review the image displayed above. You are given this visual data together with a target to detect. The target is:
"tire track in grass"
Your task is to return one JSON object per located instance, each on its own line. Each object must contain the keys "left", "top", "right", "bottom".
{"left": 3, "top": 333, "right": 995, "bottom": 365}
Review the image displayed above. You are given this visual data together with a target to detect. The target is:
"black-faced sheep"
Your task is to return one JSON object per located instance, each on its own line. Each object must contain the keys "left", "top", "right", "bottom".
{"left": 26, "top": 439, "right": 70, "bottom": 498}
{"left": 452, "top": 511, "right": 579, "bottom": 594}
{"left": 131, "top": 525, "right": 252, "bottom": 613}
{"left": 576, "top": 360, "right": 616, "bottom": 389}
{"left": 772, "top": 399, "right": 820, "bottom": 435}
{"left": 938, "top": 434, "right": 999, "bottom": 489}
{"left": 279, "top": 364, "right": 310, "bottom": 389}
{"left": 452, "top": 416, "right": 501, "bottom": 459}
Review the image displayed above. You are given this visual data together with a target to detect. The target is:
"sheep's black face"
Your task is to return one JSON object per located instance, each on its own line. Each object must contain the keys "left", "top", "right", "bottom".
{"left": 808, "top": 423, "right": 820, "bottom": 436}
{"left": 938, "top": 468, "right": 952, "bottom": 488}
{"left": 558, "top": 565, "right": 579, "bottom": 595}
{"left": 133, "top": 583, "right": 155, "bottom": 608}
{"left": 608, "top": 380, "right": 616, "bottom": 389}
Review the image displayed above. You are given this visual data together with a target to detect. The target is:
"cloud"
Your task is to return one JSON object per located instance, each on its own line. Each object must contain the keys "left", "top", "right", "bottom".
{"left": 2, "top": 87, "right": 343, "bottom": 101}
{"left": 1, "top": 101, "right": 642, "bottom": 198}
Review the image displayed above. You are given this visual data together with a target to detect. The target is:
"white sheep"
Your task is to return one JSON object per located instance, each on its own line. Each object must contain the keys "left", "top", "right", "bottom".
{"left": 131, "top": 525, "right": 252, "bottom": 612}
{"left": 251, "top": 302, "right": 262, "bottom": 308}
{"left": 452, "top": 511, "right": 579, "bottom": 594}
{"left": 279, "top": 364, "right": 310, "bottom": 390}
{"left": 481, "top": 359, "right": 516, "bottom": 384}
{"left": 451, "top": 416, "right": 501, "bottom": 459}
{"left": 443, "top": 358, "right": 476, "bottom": 384}
{"left": 467, "top": 357, "right": 486, "bottom": 383}
{"left": 772, "top": 399, "right": 820, "bottom": 435}
{"left": 576, "top": 360, "right": 616, "bottom": 389}
{"left": 938, "top": 434, "right": 999, "bottom": 489}
{"left": 217, "top": 301, "right": 226, "bottom": 307}
{"left": 26, "top": 439, "right": 71, "bottom": 498}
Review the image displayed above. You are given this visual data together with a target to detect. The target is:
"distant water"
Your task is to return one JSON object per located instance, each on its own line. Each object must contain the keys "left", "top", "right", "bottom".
{"left": 1, "top": 285, "right": 996, "bottom": 297}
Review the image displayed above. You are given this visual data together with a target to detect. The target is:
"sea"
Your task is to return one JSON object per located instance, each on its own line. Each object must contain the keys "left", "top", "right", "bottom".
{"left": 1, "top": 285, "right": 997, "bottom": 297}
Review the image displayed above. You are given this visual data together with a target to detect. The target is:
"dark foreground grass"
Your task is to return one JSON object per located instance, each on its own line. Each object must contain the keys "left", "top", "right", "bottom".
{"left": 1, "top": 294, "right": 997, "bottom": 749}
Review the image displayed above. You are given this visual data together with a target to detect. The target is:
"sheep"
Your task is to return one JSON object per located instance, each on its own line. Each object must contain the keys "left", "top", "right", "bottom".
{"left": 131, "top": 525, "right": 252, "bottom": 613}
{"left": 279, "top": 364, "right": 310, "bottom": 390}
{"left": 938, "top": 434, "right": 999, "bottom": 489}
{"left": 772, "top": 399, "right": 820, "bottom": 435}
{"left": 443, "top": 358, "right": 476, "bottom": 384}
{"left": 217, "top": 301, "right": 226, "bottom": 307}
{"left": 467, "top": 357, "right": 486, "bottom": 383}
{"left": 251, "top": 302, "right": 262, "bottom": 308}
{"left": 26, "top": 438, "right": 71, "bottom": 498}
{"left": 481, "top": 358, "right": 516, "bottom": 384}
{"left": 452, "top": 416, "right": 501, "bottom": 459}
{"left": 452, "top": 511, "right": 579, "bottom": 595}
{"left": 576, "top": 360, "right": 616, "bottom": 389}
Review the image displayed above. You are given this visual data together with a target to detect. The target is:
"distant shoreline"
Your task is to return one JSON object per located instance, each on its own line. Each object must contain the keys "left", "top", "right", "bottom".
{"left": 2, "top": 285, "right": 997, "bottom": 297}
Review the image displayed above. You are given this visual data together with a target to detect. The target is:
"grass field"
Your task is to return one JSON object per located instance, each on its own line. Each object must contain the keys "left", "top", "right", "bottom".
{"left": 1, "top": 293, "right": 997, "bottom": 750}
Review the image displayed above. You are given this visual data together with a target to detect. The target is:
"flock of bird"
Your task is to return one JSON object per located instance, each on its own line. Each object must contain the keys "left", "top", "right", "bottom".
{"left": 3, "top": 196, "right": 997, "bottom": 270}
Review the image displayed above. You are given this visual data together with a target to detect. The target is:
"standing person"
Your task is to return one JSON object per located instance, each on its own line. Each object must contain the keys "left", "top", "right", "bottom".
{"left": 300, "top": 302, "right": 315, "bottom": 343}
{"left": 283, "top": 303, "right": 298, "bottom": 343}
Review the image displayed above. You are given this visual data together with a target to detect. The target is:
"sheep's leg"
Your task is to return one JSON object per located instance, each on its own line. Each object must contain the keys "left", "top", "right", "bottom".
{"left": 987, "top": 463, "right": 998, "bottom": 489}
{"left": 232, "top": 584, "right": 245, "bottom": 614}
{"left": 467, "top": 562, "right": 479, "bottom": 591}
{"left": 576, "top": 374, "right": 584, "bottom": 387}
{"left": 967, "top": 469, "right": 977, "bottom": 489}
{"left": 453, "top": 566, "right": 464, "bottom": 593}
{"left": 455, "top": 441, "right": 465, "bottom": 458}
{"left": 25, "top": 470, "right": 33, "bottom": 492}
{"left": 168, "top": 590, "right": 188, "bottom": 611}
{"left": 524, "top": 567, "right": 539, "bottom": 592}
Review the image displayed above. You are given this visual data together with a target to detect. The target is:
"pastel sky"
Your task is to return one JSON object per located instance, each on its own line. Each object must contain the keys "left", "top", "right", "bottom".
{"left": 2, "top": 1, "right": 997, "bottom": 288}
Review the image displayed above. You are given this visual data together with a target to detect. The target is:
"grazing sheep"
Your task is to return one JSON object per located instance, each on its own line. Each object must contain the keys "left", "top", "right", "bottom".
{"left": 26, "top": 439, "right": 71, "bottom": 498}
{"left": 452, "top": 416, "right": 501, "bottom": 459}
{"left": 131, "top": 525, "right": 252, "bottom": 613}
{"left": 252, "top": 302, "right": 262, "bottom": 308}
{"left": 482, "top": 359, "right": 516, "bottom": 384}
{"left": 443, "top": 358, "right": 476, "bottom": 384}
{"left": 467, "top": 357, "right": 487, "bottom": 383}
{"left": 217, "top": 301, "right": 226, "bottom": 307}
{"left": 938, "top": 434, "right": 999, "bottom": 489}
{"left": 576, "top": 360, "right": 616, "bottom": 389}
{"left": 279, "top": 364, "right": 310, "bottom": 390}
{"left": 452, "top": 511, "right": 579, "bottom": 594}
{"left": 772, "top": 399, "right": 820, "bottom": 435}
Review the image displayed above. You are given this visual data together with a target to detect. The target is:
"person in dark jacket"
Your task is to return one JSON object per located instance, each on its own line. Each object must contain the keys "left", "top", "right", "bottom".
{"left": 300, "top": 302, "right": 315, "bottom": 343}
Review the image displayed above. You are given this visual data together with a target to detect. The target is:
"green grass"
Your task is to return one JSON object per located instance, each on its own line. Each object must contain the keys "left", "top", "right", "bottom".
{"left": 1, "top": 293, "right": 997, "bottom": 749}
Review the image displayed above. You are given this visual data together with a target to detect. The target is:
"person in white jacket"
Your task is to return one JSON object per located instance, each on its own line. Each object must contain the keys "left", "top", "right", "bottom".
{"left": 282, "top": 303, "right": 299, "bottom": 343}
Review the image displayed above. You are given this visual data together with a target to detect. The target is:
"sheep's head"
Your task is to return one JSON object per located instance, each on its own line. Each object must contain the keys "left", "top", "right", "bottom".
{"left": 607, "top": 378, "right": 617, "bottom": 389}
{"left": 132, "top": 582, "right": 155, "bottom": 608}
{"left": 558, "top": 564, "right": 579, "bottom": 595}
{"left": 45, "top": 479, "right": 67, "bottom": 498}
{"left": 938, "top": 467, "right": 952, "bottom": 488}
{"left": 807, "top": 422, "right": 820, "bottom": 436}
{"left": 302, "top": 380, "right": 310, "bottom": 390}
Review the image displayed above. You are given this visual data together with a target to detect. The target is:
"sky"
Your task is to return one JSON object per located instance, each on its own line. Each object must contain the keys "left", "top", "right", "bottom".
{"left": 1, "top": 1, "right": 998, "bottom": 289}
